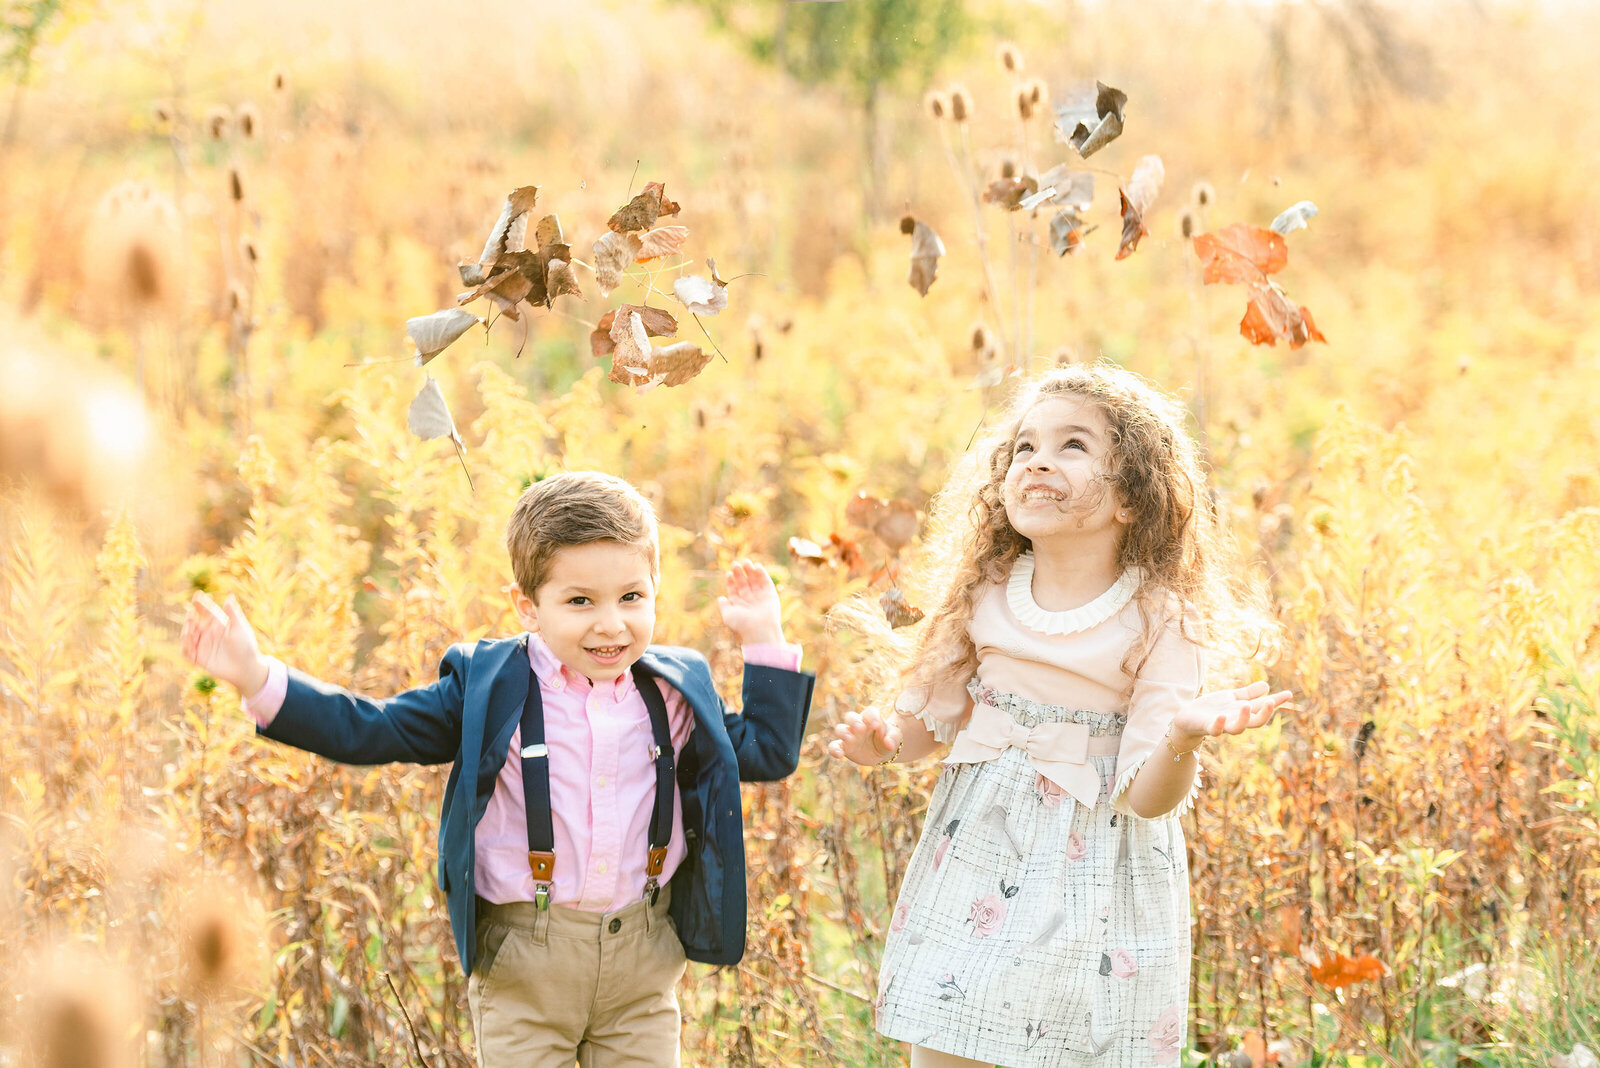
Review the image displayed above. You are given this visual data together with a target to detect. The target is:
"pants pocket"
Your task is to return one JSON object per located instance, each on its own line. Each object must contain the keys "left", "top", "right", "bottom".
{"left": 475, "top": 921, "right": 512, "bottom": 981}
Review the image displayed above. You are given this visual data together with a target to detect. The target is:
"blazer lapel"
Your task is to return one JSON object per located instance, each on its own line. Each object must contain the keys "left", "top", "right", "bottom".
{"left": 476, "top": 634, "right": 533, "bottom": 798}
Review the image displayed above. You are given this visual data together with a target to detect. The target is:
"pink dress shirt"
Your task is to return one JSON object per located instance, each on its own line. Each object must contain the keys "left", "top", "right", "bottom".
{"left": 246, "top": 634, "right": 801, "bottom": 913}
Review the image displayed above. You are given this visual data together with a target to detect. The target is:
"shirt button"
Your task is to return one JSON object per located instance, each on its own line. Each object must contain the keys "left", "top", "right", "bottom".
{"left": 608, "top": 918, "right": 622, "bottom": 934}
{"left": 597, "top": 776, "right": 607, "bottom": 787}
{"left": 597, "top": 862, "right": 608, "bottom": 874}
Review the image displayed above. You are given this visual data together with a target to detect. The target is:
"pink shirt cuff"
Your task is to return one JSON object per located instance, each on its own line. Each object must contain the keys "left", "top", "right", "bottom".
{"left": 741, "top": 642, "right": 802, "bottom": 673}
{"left": 242, "top": 656, "right": 288, "bottom": 727}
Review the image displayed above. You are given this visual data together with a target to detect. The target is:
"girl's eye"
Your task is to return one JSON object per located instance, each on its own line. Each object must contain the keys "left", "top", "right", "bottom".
{"left": 1065, "top": 438, "right": 1087, "bottom": 451}
{"left": 1014, "top": 442, "right": 1033, "bottom": 455}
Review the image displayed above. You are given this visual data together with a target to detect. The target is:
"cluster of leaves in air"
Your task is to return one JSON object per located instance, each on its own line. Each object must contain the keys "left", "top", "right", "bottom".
{"left": 396, "top": 181, "right": 733, "bottom": 485}
{"left": 1192, "top": 200, "right": 1327, "bottom": 349}
{"left": 788, "top": 491, "right": 925, "bottom": 627}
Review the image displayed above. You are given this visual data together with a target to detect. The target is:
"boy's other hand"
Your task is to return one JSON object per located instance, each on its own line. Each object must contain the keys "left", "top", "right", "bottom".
{"left": 717, "top": 558, "right": 785, "bottom": 647}
{"left": 826, "top": 708, "right": 902, "bottom": 766}
{"left": 180, "top": 592, "right": 271, "bottom": 697}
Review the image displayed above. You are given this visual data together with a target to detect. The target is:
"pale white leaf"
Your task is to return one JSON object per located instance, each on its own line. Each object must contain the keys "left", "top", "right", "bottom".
{"left": 1270, "top": 200, "right": 1319, "bottom": 235}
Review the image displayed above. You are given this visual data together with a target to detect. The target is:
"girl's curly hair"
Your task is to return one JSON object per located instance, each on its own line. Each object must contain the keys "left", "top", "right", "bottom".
{"left": 860, "top": 362, "right": 1276, "bottom": 700}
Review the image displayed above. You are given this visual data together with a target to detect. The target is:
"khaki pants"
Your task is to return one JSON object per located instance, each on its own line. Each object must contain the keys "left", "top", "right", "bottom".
{"left": 469, "top": 890, "right": 687, "bottom": 1068}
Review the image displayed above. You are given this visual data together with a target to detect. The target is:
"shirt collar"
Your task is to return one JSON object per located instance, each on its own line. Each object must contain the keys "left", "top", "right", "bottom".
{"left": 525, "top": 633, "right": 634, "bottom": 703}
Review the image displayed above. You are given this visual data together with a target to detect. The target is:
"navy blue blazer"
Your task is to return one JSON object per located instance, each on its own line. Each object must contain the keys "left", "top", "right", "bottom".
{"left": 259, "top": 635, "right": 814, "bottom": 973}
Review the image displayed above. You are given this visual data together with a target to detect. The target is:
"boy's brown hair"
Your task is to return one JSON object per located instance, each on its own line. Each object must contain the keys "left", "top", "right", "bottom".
{"left": 505, "top": 472, "right": 659, "bottom": 598}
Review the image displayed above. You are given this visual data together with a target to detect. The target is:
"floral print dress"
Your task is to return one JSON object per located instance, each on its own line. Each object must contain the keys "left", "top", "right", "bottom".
{"left": 875, "top": 685, "right": 1190, "bottom": 1065}
{"left": 875, "top": 559, "right": 1199, "bottom": 1067}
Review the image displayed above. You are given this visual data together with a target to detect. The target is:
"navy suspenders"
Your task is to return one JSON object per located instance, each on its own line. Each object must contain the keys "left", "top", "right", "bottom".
{"left": 518, "top": 661, "right": 676, "bottom": 909}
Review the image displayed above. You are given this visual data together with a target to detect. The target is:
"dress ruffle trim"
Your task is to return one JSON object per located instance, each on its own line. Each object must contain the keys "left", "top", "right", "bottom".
{"left": 1006, "top": 553, "right": 1141, "bottom": 636}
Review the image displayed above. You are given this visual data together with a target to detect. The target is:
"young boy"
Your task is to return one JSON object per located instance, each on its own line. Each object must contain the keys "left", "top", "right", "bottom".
{"left": 180, "top": 471, "right": 814, "bottom": 1067}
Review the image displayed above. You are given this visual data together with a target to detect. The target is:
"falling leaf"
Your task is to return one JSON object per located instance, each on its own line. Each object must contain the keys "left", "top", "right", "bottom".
{"left": 533, "top": 214, "right": 564, "bottom": 249}
{"left": 788, "top": 536, "right": 826, "bottom": 563}
{"left": 904, "top": 217, "right": 945, "bottom": 297}
{"left": 478, "top": 185, "right": 540, "bottom": 268}
{"left": 406, "top": 308, "right": 482, "bottom": 365}
{"left": 1125, "top": 155, "right": 1164, "bottom": 216}
{"left": 1019, "top": 165, "right": 1093, "bottom": 212}
{"left": 1193, "top": 224, "right": 1288, "bottom": 284}
{"left": 544, "top": 259, "right": 583, "bottom": 303}
{"left": 845, "top": 491, "right": 887, "bottom": 530}
{"left": 591, "top": 304, "right": 678, "bottom": 358}
{"left": 608, "top": 181, "right": 681, "bottom": 234}
{"left": 606, "top": 341, "right": 712, "bottom": 391}
{"left": 1049, "top": 209, "right": 1086, "bottom": 256}
{"left": 609, "top": 310, "right": 651, "bottom": 374}
{"left": 674, "top": 272, "right": 728, "bottom": 315}
{"left": 1115, "top": 189, "right": 1148, "bottom": 261}
{"left": 406, "top": 376, "right": 474, "bottom": 489}
{"left": 458, "top": 262, "right": 487, "bottom": 287}
{"left": 592, "top": 232, "right": 642, "bottom": 296}
{"left": 983, "top": 175, "right": 1038, "bottom": 211}
{"left": 635, "top": 225, "right": 690, "bottom": 262}
{"left": 1270, "top": 200, "right": 1319, "bottom": 235}
{"left": 1241, "top": 282, "right": 1326, "bottom": 349}
{"left": 1062, "top": 81, "right": 1127, "bottom": 158}
{"left": 969, "top": 362, "right": 1022, "bottom": 389}
{"left": 873, "top": 499, "right": 918, "bottom": 552}
{"left": 829, "top": 532, "right": 866, "bottom": 574}
{"left": 1308, "top": 951, "right": 1387, "bottom": 989}
{"left": 881, "top": 587, "right": 925, "bottom": 628}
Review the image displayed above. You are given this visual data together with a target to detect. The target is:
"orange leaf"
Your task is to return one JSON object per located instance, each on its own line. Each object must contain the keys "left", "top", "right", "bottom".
{"left": 635, "top": 225, "right": 690, "bottom": 262}
{"left": 1308, "top": 951, "right": 1387, "bottom": 989}
{"left": 1240, "top": 283, "right": 1326, "bottom": 349}
{"left": 1115, "top": 188, "right": 1148, "bottom": 261}
{"left": 1194, "top": 223, "right": 1288, "bottom": 284}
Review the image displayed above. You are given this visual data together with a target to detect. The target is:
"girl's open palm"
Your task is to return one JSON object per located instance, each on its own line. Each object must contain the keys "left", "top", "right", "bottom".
{"left": 180, "top": 591, "right": 270, "bottom": 696}
{"left": 1170, "top": 681, "right": 1293, "bottom": 742}
{"left": 827, "top": 707, "right": 902, "bottom": 765}
{"left": 717, "top": 558, "right": 785, "bottom": 646}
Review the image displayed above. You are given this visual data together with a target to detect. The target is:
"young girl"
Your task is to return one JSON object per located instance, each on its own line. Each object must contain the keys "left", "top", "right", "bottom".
{"left": 829, "top": 364, "right": 1291, "bottom": 1068}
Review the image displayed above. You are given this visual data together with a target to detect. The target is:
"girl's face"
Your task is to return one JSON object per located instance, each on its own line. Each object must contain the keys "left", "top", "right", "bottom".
{"left": 1002, "top": 394, "right": 1128, "bottom": 549}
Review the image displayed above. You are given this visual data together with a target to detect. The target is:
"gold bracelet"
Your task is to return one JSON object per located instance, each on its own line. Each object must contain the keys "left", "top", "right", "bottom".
{"left": 1165, "top": 727, "right": 1205, "bottom": 762}
{"left": 876, "top": 738, "right": 904, "bottom": 765}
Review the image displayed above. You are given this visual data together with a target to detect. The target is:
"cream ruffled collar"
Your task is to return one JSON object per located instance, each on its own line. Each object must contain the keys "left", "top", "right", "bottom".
{"left": 1006, "top": 552, "right": 1140, "bottom": 635}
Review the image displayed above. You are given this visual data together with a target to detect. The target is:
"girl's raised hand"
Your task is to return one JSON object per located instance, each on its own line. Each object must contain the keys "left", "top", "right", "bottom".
{"left": 180, "top": 591, "right": 271, "bottom": 697}
{"left": 1170, "top": 680, "right": 1293, "bottom": 744}
{"left": 717, "top": 558, "right": 785, "bottom": 646}
{"left": 827, "top": 707, "right": 903, "bottom": 766}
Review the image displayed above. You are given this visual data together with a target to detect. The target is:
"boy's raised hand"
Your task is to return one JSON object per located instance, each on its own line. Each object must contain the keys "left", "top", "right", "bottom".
{"left": 717, "top": 558, "right": 785, "bottom": 647}
{"left": 1170, "top": 681, "right": 1293, "bottom": 744}
{"left": 180, "top": 591, "right": 271, "bottom": 698}
{"left": 827, "top": 708, "right": 902, "bottom": 766}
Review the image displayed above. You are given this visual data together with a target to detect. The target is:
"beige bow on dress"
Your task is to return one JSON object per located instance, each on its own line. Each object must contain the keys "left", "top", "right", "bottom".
{"left": 944, "top": 698, "right": 1120, "bottom": 808}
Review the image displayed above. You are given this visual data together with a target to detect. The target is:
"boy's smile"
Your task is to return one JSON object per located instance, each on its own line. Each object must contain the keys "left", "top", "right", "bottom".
{"left": 510, "top": 540, "right": 657, "bottom": 683}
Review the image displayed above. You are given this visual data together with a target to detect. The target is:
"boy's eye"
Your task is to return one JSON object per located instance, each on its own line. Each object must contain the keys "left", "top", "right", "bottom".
{"left": 621, "top": 591, "right": 643, "bottom": 602}
{"left": 567, "top": 596, "right": 590, "bottom": 606}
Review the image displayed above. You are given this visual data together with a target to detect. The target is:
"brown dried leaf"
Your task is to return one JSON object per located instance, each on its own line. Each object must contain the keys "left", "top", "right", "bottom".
{"left": 983, "top": 175, "right": 1038, "bottom": 211}
{"left": 607, "top": 341, "right": 712, "bottom": 392}
{"left": 608, "top": 181, "right": 682, "bottom": 234}
{"left": 1116, "top": 188, "right": 1149, "bottom": 261}
{"left": 609, "top": 310, "right": 650, "bottom": 373}
{"left": 593, "top": 231, "right": 643, "bottom": 296}
{"left": 544, "top": 259, "right": 583, "bottom": 304}
{"left": 845, "top": 491, "right": 887, "bottom": 530}
{"left": 590, "top": 304, "right": 678, "bottom": 358}
{"left": 635, "top": 225, "right": 690, "bottom": 262}
{"left": 907, "top": 218, "right": 945, "bottom": 297}
{"left": 478, "top": 185, "right": 540, "bottom": 268}
{"left": 1064, "top": 81, "right": 1127, "bottom": 158}
{"left": 1125, "top": 154, "right": 1165, "bottom": 217}
{"left": 1020, "top": 165, "right": 1094, "bottom": 211}
{"left": 1049, "top": 209, "right": 1086, "bottom": 256}
{"left": 880, "top": 587, "right": 926, "bottom": 628}
{"left": 872, "top": 499, "right": 919, "bottom": 552}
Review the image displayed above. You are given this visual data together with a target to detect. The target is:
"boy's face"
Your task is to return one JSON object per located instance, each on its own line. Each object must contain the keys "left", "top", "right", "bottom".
{"left": 510, "top": 540, "right": 657, "bottom": 683}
